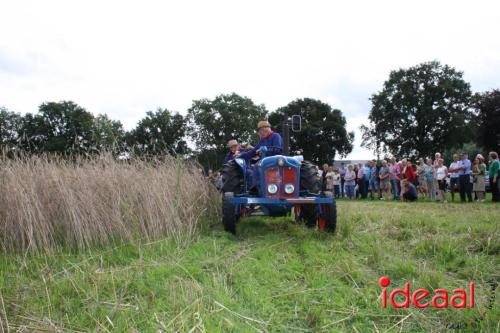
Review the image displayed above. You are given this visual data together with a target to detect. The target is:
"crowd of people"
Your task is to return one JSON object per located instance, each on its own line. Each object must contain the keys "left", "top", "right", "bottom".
{"left": 318, "top": 151, "right": 500, "bottom": 203}
{"left": 206, "top": 120, "right": 500, "bottom": 204}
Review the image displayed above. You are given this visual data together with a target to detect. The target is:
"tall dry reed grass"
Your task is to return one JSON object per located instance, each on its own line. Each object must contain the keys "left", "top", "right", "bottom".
{"left": 0, "top": 154, "right": 220, "bottom": 253}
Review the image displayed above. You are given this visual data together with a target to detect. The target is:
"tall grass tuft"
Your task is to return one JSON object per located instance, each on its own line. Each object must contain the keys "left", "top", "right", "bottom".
{"left": 0, "top": 154, "right": 220, "bottom": 253}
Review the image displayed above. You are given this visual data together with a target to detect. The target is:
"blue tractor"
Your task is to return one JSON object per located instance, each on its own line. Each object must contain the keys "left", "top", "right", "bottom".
{"left": 220, "top": 147, "right": 337, "bottom": 234}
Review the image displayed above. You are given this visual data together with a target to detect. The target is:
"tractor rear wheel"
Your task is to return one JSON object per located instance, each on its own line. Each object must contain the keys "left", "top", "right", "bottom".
{"left": 300, "top": 160, "right": 321, "bottom": 195}
{"left": 221, "top": 160, "right": 244, "bottom": 194}
{"left": 222, "top": 196, "right": 238, "bottom": 235}
{"left": 221, "top": 160, "right": 243, "bottom": 234}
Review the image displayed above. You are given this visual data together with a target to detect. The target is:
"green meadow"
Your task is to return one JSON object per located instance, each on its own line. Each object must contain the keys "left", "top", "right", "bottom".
{"left": 1, "top": 200, "right": 499, "bottom": 332}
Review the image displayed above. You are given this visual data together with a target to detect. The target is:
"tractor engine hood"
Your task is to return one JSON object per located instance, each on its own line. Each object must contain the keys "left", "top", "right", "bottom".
{"left": 260, "top": 155, "right": 301, "bottom": 199}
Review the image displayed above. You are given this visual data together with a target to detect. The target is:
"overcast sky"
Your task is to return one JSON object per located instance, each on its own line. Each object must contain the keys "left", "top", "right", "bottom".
{"left": 1, "top": 0, "right": 499, "bottom": 159}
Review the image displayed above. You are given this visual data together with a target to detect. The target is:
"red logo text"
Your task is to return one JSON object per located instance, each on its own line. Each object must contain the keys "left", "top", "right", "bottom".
{"left": 379, "top": 276, "right": 474, "bottom": 309}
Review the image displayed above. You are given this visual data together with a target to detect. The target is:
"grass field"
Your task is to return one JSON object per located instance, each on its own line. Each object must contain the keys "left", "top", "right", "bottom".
{"left": 1, "top": 199, "right": 499, "bottom": 332}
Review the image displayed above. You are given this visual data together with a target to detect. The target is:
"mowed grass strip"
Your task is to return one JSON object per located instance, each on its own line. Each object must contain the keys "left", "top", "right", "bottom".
{"left": 0, "top": 201, "right": 498, "bottom": 332}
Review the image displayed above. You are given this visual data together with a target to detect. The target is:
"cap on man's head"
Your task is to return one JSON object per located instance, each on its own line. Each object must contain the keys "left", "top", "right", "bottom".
{"left": 227, "top": 139, "right": 238, "bottom": 148}
{"left": 256, "top": 120, "right": 271, "bottom": 131}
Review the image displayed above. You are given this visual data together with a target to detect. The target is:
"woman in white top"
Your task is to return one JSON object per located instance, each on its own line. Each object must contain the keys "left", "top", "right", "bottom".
{"left": 436, "top": 158, "right": 448, "bottom": 203}
{"left": 344, "top": 165, "right": 356, "bottom": 199}
{"left": 325, "top": 166, "right": 335, "bottom": 192}
{"left": 332, "top": 169, "right": 341, "bottom": 198}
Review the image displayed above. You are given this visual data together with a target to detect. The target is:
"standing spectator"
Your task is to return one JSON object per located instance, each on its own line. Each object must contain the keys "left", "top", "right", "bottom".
{"left": 325, "top": 165, "right": 335, "bottom": 193}
{"left": 424, "top": 158, "right": 436, "bottom": 201}
{"left": 344, "top": 164, "right": 356, "bottom": 200}
{"left": 416, "top": 158, "right": 428, "bottom": 199}
{"left": 379, "top": 160, "right": 391, "bottom": 200}
{"left": 399, "top": 159, "right": 415, "bottom": 200}
{"left": 435, "top": 152, "right": 441, "bottom": 161}
{"left": 321, "top": 163, "right": 329, "bottom": 191}
{"left": 333, "top": 168, "right": 341, "bottom": 198}
{"left": 364, "top": 162, "right": 372, "bottom": 198}
{"left": 339, "top": 163, "right": 346, "bottom": 198}
{"left": 402, "top": 180, "right": 418, "bottom": 202}
{"left": 353, "top": 164, "right": 360, "bottom": 198}
{"left": 472, "top": 155, "right": 487, "bottom": 202}
{"left": 457, "top": 153, "right": 473, "bottom": 202}
{"left": 433, "top": 153, "right": 442, "bottom": 200}
{"left": 448, "top": 154, "right": 461, "bottom": 202}
{"left": 369, "top": 160, "right": 379, "bottom": 200}
{"left": 215, "top": 171, "right": 223, "bottom": 192}
{"left": 488, "top": 151, "right": 500, "bottom": 202}
{"left": 208, "top": 169, "right": 215, "bottom": 181}
{"left": 316, "top": 165, "right": 322, "bottom": 178}
{"left": 357, "top": 163, "right": 367, "bottom": 199}
{"left": 436, "top": 158, "right": 448, "bottom": 203}
{"left": 389, "top": 157, "right": 401, "bottom": 200}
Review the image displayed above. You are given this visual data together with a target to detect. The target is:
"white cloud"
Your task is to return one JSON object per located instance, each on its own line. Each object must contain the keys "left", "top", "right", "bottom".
{"left": 1, "top": 0, "right": 499, "bottom": 159}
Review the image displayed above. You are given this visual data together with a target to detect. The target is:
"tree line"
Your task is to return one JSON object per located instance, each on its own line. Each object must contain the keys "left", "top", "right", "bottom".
{"left": 1, "top": 61, "right": 498, "bottom": 169}
{"left": 0, "top": 94, "right": 354, "bottom": 170}
{"left": 361, "top": 60, "right": 499, "bottom": 160}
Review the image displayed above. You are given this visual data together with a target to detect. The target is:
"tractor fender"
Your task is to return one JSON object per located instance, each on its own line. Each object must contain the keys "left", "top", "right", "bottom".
{"left": 234, "top": 157, "right": 246, "bottom": 171}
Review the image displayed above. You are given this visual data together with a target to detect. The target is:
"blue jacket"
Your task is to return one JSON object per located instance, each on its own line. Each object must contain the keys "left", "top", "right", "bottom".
{"left": 238, "top": 132, "right": 283, "bottom": 161}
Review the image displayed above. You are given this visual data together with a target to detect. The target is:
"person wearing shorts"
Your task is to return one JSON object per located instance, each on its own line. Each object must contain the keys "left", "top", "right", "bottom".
{"left": 389, "top": 157, "right": 401, "bottom": 200}
{"left": 424, "top": 158, "right": 436, "bottom": 201}
{"left": 379, "top": 160, "right": 391, "bottom": 200}
{"left": 436, "top": 159, "right": 448, "bottom": 203}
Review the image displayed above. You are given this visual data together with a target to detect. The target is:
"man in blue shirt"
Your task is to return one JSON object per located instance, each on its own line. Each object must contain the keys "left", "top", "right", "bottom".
{"left": 457, "top": 153, "right": 473, "bottom": 202}
{"left": 370, "top": 160, "right": 379, "bottom": 200}
{"left": 237, "top": 120, "right": 283, "bottom": 192}
{"left": 402, "top": 181, "right": 418, "bottom": 202}
{"left": 364, "top": 163, "right": 372, "bottom": 198}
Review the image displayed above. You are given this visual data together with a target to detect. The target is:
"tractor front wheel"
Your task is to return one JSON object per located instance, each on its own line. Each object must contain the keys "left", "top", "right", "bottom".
{"left": 301, "top": 205, "right": 317, "bottom": 228}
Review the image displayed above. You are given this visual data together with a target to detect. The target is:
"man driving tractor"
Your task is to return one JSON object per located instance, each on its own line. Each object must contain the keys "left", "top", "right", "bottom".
{"left": 236, "top": 120, "right": 283, "bottom": 193}
{"left": 237, "top": 120, "right": 283, "bottom": 161}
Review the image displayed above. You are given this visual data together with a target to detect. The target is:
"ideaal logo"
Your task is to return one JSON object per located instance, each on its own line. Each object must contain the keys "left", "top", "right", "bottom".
{"left": 379, "top": 276, "right": 475, "bottom": 309}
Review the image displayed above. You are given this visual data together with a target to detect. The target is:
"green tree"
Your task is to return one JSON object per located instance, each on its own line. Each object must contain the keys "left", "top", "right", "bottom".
{"left": 187, "top": 93, "right": 268, "bottom": 170}
{"left": 35, "top": 101, "right": 95, "bottom": 153}
{"left": 362, "top": 61, "right": 474, "bottom": 159}
{"left": 91, "top": 114, "right": 125, "bottom": 152}
{"left": 187, "top": 93, "right": 267, "bottom": 150}
{"left": 128, "top": 108, "right": 187, "bottom": 155}
{"left": 474, "top": 89, "right": 500, "bottom": 153}
{"left": 0, "top": 107, "right": 23, "bottom": 149}
{"left": 268, "top": 98, "right": 354, "bottom": 164}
